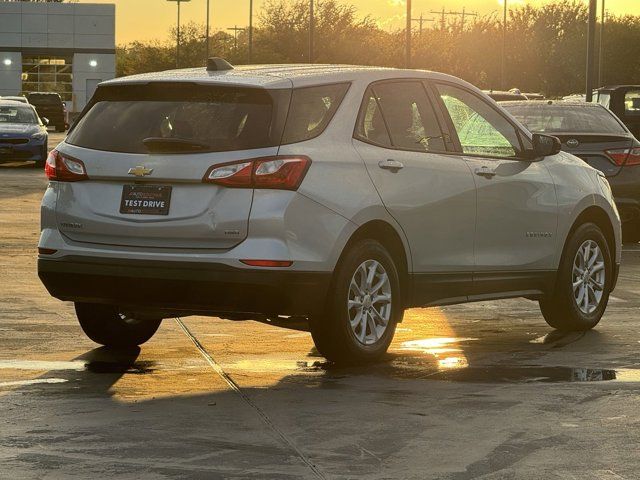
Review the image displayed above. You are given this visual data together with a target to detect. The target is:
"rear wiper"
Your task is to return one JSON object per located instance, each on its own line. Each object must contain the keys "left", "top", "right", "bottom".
{"left": 142, "top": 137, "right": 211, "bottom": 153}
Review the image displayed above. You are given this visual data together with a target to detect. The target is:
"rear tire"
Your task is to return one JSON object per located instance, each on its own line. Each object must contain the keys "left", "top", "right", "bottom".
{"left": 539, "top": 223, "right": 612, "bottom": 331}
{"left": 75, "top": 303, "right": 162, "bottom": 348}
{"left": 310, "top": 239, "right": 403, "bottom": 364}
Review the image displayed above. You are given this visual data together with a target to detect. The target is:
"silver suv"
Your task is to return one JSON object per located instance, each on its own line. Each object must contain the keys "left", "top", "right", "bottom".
{"left": 38, "top": 61, "right": 622, "bottom": 363}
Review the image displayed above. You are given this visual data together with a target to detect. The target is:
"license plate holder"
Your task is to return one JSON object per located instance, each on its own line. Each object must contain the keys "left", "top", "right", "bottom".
{"left": 120, "top": 184, "right": 172, "bottom": 215}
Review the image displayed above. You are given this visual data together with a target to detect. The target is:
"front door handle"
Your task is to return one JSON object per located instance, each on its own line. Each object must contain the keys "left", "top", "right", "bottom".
{"left": 474, "top": 166, "right": 497, "bottom": 178}
{"left": 378, "top": 159, "right": 404, "bottom": 172}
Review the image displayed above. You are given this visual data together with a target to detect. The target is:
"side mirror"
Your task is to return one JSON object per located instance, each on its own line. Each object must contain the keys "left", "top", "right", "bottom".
{"left": 41, "top": 117, "right": 49, "bottom": 126}
{"left": 531, "top": 133, "right": 561, "bottom": 158}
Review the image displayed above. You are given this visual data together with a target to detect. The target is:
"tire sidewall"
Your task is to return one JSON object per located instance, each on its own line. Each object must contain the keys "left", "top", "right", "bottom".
{"left": 328, "top": 240, "right": 402, "bottom": 362}
{"left": 556, "top": 223, "right": 612, "bottom": 328}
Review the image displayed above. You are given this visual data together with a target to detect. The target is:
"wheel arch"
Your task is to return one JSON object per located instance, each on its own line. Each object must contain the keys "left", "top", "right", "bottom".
{"left": 562, "top": 205, "right": 617, "bottom": 270}
{"left": 336, "top": 220, "right": 411, "bottom": 308}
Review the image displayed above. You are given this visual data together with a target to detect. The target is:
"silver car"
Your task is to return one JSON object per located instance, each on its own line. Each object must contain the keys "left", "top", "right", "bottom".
{"left": 38, "top": 61, "right": 622, "bottom": 364}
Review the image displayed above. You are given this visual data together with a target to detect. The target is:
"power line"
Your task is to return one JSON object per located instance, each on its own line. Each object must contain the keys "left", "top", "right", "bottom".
{"left": 429, "top": 6, "right": 478, "bottom": 31}
{"left": 411, "top": 13, "right": 436, "bottom": 35}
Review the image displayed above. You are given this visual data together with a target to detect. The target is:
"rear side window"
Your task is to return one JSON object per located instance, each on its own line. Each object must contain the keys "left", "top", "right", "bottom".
{"left": 281, "top": 83, "right": 349, "bottom": 144}
{"left": 355, "top": 87, "right": 392, "bottom": 147}
{"left": 625, "top": 90, "right": 640, "bottom": 116}
{"left": 66, "top": 83, "right": 291, "bottom": 154}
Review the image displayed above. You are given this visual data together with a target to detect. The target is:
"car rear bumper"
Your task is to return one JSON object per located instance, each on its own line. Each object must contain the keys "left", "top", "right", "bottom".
{"left": 38, "top": 256, "right": 332, "bottom": 317}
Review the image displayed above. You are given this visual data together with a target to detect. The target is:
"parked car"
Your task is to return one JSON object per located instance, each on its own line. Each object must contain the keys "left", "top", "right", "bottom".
{"left": 502, "top": 100, "right": 640, "bottom": 242}
{"left": 597, "top": 86, "right": 640, "bottom": 139}
{"left": 38, "top": 61, "right": 621, "bottom": 364}
{"left": 0, "top": 100, "right": 48, "bottom": 167}
{"left": 26, "top": 92, "right": 66, "bottom": 132}
{"left": 485, "top": 89, "right": 528, "bottom": 101}
{"left": 1, "top": 95, "right": 29, "bottom": 104}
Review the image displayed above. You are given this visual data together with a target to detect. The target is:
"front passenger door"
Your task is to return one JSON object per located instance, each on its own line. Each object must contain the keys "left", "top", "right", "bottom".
{"left": 433, "top": 82, "right": 558, "bottom": 294}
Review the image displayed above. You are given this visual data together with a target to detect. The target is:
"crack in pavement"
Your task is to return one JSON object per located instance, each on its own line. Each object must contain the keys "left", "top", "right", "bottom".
{"left": 175, "top": 317, "right": 326, "bottom": 480}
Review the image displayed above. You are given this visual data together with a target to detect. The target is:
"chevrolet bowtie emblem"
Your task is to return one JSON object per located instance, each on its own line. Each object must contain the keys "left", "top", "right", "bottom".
{"left": 128, "top": 166, "right": 153, "bottom": 177}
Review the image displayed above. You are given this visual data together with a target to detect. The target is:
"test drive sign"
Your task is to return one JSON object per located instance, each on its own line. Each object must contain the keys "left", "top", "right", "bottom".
{"left": 120, "top": 185, "right": 172, "bottom": 215}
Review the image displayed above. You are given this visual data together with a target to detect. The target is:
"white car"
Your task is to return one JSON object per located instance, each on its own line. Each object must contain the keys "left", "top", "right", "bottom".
{"left": 38, "top": 60, "right": 621, "bottom": 363}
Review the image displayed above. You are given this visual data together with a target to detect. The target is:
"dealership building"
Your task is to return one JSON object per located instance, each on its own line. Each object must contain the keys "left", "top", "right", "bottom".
{"left": 0, "top": 2, "right": 115, "bottom": 114}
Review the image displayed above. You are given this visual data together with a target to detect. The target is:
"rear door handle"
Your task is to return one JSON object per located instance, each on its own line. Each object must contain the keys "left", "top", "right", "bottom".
{"left": 378, "top": 159, "right": 404, "bottom": 172}
{"left": 474, "top": 166, "right": 496, "bottom": 178}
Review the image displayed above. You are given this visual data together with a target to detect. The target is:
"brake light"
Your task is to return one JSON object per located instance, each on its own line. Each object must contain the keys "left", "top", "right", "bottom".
{"left": 45, "top": 149, "right": 88, "bottom": 181}
{"left": 203, "top": 156, "right": 311, "bottom": 190}
{"left": 605, "top": 147, "right": 640, "bottom": 166}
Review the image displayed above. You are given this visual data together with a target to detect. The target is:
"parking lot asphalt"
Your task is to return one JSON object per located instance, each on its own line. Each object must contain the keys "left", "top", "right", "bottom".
{"left": 1, "top": 155, "right": 640, "bottom": 479}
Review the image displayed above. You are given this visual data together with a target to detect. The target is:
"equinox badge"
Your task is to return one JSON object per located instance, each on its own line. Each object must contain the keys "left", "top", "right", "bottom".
{"left": 128, "top": 166, "right": 153, "bottom": 177}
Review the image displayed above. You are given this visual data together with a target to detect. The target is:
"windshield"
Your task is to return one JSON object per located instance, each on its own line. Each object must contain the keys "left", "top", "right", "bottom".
{"left": 0, "top": 105, "right": 38, "bottom": 124}
{"left": 66, "top": 83, "right": 291, "bottom": 154}
{"left": 504, "top": 104, "right": 627, "bottom": 134}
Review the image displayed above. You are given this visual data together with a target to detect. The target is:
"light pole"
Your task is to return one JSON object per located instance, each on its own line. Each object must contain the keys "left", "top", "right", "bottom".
{"left": 205, "top": 0, "right": 210, "bottom": 60}
{"left": 586, "top": 0, "right": 597, "bottom": 102}
{"left": 248, "top": 0, "right": 253, "bottom": 63}
{"left": 501, "top": 0, "right": 507, "bottom": 90}
{"left": 405, "top": 0, "right": 411, "bottom": 68}
{"left": 167, "top": 0, "right": 191, "bottom": 68}
{"left": 309, "top": 0, "right": 314, "bottom": 63}
{"left": 598, "top": 0, "right": 606, "bottom": 87}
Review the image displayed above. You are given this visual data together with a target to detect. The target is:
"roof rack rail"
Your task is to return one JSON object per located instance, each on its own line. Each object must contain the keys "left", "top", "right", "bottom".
{"left": 206, "top": 57, "right": 234, "bottom": 72}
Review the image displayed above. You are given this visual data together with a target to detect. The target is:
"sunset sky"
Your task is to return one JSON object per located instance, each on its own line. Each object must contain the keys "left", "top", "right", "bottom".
{"left": 85, "top": 0, "right": 640, "bottom": 43}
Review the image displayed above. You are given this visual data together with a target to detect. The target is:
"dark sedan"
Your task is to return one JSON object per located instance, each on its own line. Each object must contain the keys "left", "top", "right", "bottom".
{"left": 502, "top": 100, "right": 640, "bottom": 242}
{"left": 0, "top": 101, "right": 48, "bottom": 167}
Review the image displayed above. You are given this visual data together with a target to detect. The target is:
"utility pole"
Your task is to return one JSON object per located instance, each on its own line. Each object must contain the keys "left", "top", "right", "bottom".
{"left": 411, "top": 13, "right": 435, "bottom": 35}
{"left": 586, "top": 0, "right": 597, "bottom": 102}
{"left": 309, "top": 0, "right": 314, "bottom": 63}
{"left": 205, "top": 0, "right": 210, "bottom": 60}
{"left": 248, "top": 0, "right": 253, "bottom": 63}
{"left": 167, "top": 0, "right": 191, "bottom": 68}
{"left": 406, "top": 0, "right": 411, "bottom": 68}
{"left": 501, "top": 0, "right": 507, "bottom": 90}
{"left": 429, "top": 7, "right": 476, "bottom": 31}
{"left": 227, "top": 25, "right": 244, "bottom": 52}
{"left": 598, "top": 0, "right": 606, "bottom": 87}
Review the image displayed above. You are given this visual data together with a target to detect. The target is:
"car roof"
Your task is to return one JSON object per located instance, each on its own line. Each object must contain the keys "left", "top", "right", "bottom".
{"left": 0, "top": 100, "right": 31, "bottom": 106}
{"left": 101, "top": 64, "right": 469, "bottom": 89}
{"left": 499, "top": 100, "right": 604, "bottom": 108}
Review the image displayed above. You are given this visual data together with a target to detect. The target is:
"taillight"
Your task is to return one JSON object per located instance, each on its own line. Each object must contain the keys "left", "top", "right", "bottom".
{"left": 45, "top": 149, "right": 88, "bottom": 181}
{"left": 203, "top": 156, "right": 311, "bottom": 190}
{"left": 605, "top": 147, "right": 640, "bottom": 166}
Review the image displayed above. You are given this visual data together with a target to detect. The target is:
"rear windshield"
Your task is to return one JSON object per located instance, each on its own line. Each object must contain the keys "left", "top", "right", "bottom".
{"left": 27, "top": 94, "right": 62, "bottom": 105}
{"left": 67, "top": 83, "right": 291, "bottom": 154}
{"left": 503, "top": 104, "right": 627, "bottom": 134}
{"left": 67, "top": 82, "right": 350, "bottom": 154}
{"left": 0, "top": 105, "right": 37, "bottom": 124}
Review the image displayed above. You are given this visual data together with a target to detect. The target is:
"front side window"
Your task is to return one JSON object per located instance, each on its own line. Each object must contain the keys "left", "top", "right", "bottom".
{"left": 281, "top": 83, "right": 349, "bottom": 144}
{"left": 624, "top": 90, "right": 640, "bottom": 116}
{"left": 437, "top": 83, "right": 521, "bottom": 158}
{"left": 371, "top": 81, "right": 446, "bottom": 153}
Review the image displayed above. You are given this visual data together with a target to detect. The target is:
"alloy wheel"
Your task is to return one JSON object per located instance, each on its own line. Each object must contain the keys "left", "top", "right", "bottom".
{"left": 347, "top": 259, "right": 392, "bottom": 345}
{"left": 572, "top": 240, "right": 606, "bottom": 314}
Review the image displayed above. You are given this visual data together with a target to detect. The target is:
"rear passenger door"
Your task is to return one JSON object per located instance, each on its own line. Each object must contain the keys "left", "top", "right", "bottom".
{"left": 353, "top": 80, "right": 477, "bottom": 305}
{"left": 432, "top": 82, "right": 558, "bottom": 295}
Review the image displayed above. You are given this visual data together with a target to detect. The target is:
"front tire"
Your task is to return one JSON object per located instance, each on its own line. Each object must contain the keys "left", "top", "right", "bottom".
{"left": 75, "top": 303, "right": 162, "bottom": 348}
{"left": 310, "top": 239, "right": 403, "bottom": 364}
{"left": 539, "top": 223, "right": 612, "bottom": 331}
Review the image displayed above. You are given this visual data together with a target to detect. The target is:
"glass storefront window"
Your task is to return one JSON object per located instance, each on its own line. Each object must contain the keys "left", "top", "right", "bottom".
{"left": 21, "top": 55, "right": 73, "bottom": 101}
